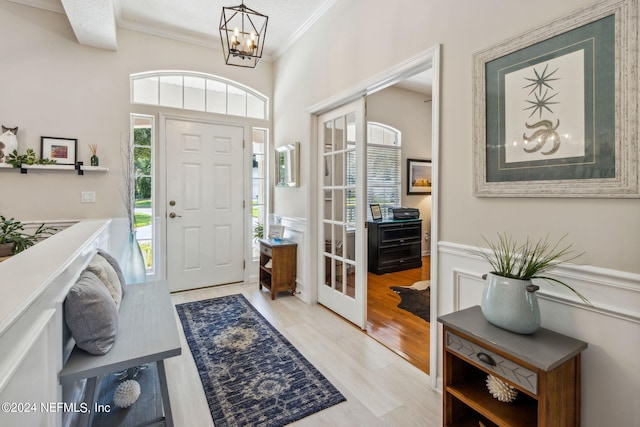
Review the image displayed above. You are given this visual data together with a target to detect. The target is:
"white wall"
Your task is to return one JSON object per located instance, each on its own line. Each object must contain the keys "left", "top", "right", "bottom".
{"left": 367, "top": 86, "right": 432, "bottom": 251}
{"left": 273, "top": 0, "right": 640, "bottom": 425}
{"left": 0, "top": 1, "right": 273, "bottom": 224}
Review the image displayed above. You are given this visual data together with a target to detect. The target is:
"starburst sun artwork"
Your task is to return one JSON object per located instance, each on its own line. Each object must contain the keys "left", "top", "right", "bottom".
{"left": 503, "top": 50, "right": 586, "bottom": 164}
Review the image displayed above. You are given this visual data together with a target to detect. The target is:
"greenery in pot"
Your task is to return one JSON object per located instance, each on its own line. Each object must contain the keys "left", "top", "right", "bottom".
{"left": 0, "top": 215, "right": 57, "bottom": 255}
{"left": 471, "top": 232, "right": 590, "bottom": 304}
{"left": 253, "top": 222, "right": 264, "bottom": 241}
{"left": 7, "top": 149, "right": 57, "bottom": 168}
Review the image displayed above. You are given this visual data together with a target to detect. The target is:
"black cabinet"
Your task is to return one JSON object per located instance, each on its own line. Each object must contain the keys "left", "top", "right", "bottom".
{"left": 367, "top": 219, "right": 422, "bottom": 274}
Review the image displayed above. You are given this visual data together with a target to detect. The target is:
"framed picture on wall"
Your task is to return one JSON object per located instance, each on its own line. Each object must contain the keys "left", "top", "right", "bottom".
{"left": 41, "top": 137, "right": 77, "bottom": 165}
{"left": 407, "top": 159, "right": 432, "bottom": 195}
{"left": 473, "top": 0, "right": 638, "bottom": 198}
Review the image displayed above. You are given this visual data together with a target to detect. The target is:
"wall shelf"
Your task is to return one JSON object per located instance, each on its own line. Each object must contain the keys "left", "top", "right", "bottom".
{"left": 0, "top": 162, "right": 108, "bottom": 175}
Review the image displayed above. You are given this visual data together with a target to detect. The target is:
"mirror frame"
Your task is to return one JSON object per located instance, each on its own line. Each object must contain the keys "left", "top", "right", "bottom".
{"left": 275, "top": 142, "right": 299, "bottom": 187}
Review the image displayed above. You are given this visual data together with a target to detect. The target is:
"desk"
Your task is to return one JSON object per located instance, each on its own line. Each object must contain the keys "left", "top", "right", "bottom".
{"left": 59, "top": 281, "right": 181, "bottom": 427}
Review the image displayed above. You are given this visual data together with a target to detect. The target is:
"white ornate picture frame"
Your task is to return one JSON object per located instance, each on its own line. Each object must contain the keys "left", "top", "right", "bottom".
{"left": 473, "top": 0, "right": 638, "bottom": 198}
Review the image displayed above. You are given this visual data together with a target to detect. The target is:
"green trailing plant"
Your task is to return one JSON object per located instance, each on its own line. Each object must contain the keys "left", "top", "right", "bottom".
{"left": 7, "top": 149, "right": 57, "bottom": 168}
{"left": 0, "top": 215, "right": 57, "bottom": 254}
{"left": 253, "top": 222, "right": 264, "bottom": 240}
{"left": 470, "top": 233, "right": 590, "bottom": 304}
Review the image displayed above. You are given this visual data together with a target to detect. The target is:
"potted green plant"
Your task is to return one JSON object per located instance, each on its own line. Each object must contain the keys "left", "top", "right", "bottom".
{"left": 0, "top": 215, "right": 57, "bottom": 256}
{"left": 253, "top": 222, "right": 264, "bottom": 241}
{"left": 470, "top": 233, "right": 589, "bottom": 334}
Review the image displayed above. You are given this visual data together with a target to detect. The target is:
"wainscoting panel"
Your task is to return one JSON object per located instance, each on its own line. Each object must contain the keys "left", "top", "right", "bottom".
{"left": 436, "top": 241, "right": 640, "bottom": 427}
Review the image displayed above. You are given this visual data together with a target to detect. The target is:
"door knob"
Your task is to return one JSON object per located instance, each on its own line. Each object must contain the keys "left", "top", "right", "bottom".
{"left": 169, "top": 200, "right": 176, "bottom": 206}
{"left": 169, "top": 212, "right": 182, "bottom": 218}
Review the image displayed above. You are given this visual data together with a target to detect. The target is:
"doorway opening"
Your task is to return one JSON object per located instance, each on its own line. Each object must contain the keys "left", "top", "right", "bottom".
{"left": 364, "top": 68, "right": 434, "bottom": 374}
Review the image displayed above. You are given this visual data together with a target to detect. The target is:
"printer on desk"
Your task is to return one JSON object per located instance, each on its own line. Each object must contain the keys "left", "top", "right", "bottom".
{"left": 390, "top": 207, "right": 420, "bottom": 220}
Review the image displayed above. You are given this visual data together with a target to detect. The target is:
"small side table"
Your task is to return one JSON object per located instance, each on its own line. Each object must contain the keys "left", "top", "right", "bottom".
{"left": 258, "top": 238, "right": 297, "bottom": 300}
{"left": 438, "top": 306, "right": 587, "bottom": 427}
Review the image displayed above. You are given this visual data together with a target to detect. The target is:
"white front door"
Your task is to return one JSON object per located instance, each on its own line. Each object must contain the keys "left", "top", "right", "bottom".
{"left": 317, "top": 98, "right": 367, "bottom": 328}
{"left": 166, "top": 118, "right": 245, "bottom": 292}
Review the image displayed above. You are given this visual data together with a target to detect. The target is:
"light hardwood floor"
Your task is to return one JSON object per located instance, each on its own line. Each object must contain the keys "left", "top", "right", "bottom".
{"left": 165, "top": 281, "right": 442, "bottom": 427}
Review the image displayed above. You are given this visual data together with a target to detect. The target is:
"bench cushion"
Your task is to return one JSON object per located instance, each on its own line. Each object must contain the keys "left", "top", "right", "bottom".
{"left": 86, "top": 253, "right": 123, "bottom": 308}
{"left": 64, "top": 270, "right": 119, "bottom": 355}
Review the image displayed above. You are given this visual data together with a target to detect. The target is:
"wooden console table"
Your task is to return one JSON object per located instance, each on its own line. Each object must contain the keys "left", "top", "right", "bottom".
{"left": 438, "top": 306, "right": 587, "bottom": 427}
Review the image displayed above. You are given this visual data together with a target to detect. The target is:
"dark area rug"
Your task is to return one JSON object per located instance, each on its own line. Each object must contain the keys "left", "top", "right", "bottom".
{"left": 390, "top": 286, "right": 431, "bottom": 322}
{"left": 175, "top": 294, "right": 346, "bottom": 427}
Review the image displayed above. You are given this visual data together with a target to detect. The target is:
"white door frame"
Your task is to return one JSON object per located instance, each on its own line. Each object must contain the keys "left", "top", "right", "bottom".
{"left": 305, "top": 45, "right": 441, "bottom": 388}
{"left": 158, "top": 113, "right": 255, "bottom": 287}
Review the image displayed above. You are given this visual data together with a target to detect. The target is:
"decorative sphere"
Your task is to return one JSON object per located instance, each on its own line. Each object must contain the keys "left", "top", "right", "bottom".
{"left": 486, "top": 374, "right": 518, "bottom": 402}
{"left": 113, "top": 379, "right": 141, "bottom": 408}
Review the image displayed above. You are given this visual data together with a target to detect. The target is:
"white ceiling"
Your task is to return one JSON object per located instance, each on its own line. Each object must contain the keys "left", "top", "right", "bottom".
{"left": 11, "top": 0, "right": 338, "bottom": 58}
{"left": 11, "top": 0, "right": 432, "bottom": 93}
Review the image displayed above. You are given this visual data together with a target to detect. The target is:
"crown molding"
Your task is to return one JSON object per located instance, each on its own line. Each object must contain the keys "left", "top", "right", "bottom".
{"left": 271, "top": 0, "right": 338, "bottom": 61}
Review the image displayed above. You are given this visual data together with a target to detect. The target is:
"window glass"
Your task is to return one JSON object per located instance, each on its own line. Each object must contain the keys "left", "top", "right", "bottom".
{"left": 247, "top": 92, "right": 265, "bottom": 119}
{"left": 367, "top": 123, "right": 401, "bottom": 220}
{"left": 132, "top": 76, "right": 158, "bottom": 105}
{"left": 206, "top": 79, "right": 227, "bottom": 114}
{"left": 159, "top": 75, "right": 183, "bottom": 108}
{"left": 131, "top": 71, "right": 268, "bottom": 119}
{"left": 227, "top": 85, "right": 246, "bottom": 117}
{"left": 184, "top": 76, "right": 206, "bottom": 111}
{"left": 252, "top": 128, "right": 268, "bottom": 259}
{"left": 132, "top": 115, "right": 154, "bottom": 271}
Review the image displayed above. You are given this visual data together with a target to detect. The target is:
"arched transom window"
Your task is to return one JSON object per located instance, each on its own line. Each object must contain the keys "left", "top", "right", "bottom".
{"left": 130, "top": 71, "right": 269, "bottom": 120}
{"left": 367, "top": 122, "right": 402, "bottom": 220}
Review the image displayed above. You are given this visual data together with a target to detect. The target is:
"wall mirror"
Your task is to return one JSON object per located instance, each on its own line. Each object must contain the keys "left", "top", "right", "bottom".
{"left": 275, "top": 142, "right": 299, "bottom": 187}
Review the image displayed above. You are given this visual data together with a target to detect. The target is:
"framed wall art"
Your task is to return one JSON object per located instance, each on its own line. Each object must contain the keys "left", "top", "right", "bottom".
{"left": 473, "top": 0, "right": 638, "bottom": 198}
{"left": 369, "top": 203, "right": 382, "bottom": 220}
{"left": 407, "top": 158, "right": 432, "bottom": 195}
{"left": 41, "top": 137, "right": 77, "bottom": 165}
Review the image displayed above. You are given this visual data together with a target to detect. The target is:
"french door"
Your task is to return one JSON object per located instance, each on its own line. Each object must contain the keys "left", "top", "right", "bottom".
{"left": 317, "top": 98, "right": 367, "bottom": 328}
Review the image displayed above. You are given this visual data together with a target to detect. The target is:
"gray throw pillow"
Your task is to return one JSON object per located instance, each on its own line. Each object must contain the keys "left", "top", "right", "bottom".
{"left": 97, "top": 249, "right": 126, "bottom": 293}
{"left": 64, "top": 270, "right": 118, "bottom": 355}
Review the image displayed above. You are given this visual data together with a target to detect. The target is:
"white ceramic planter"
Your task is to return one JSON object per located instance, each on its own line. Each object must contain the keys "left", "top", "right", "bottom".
{"left": 481, "top": 272, "right": 541, "bottom": 334}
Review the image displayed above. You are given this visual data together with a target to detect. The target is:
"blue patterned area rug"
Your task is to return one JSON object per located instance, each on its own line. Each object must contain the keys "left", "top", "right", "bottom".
{"left": 175, "top": 294, "right": 346, "bottom": 427}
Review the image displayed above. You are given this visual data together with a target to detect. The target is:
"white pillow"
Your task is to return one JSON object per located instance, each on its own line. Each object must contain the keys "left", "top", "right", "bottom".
{"left": 86, "top": 253, "right": 123, "bottom": 308}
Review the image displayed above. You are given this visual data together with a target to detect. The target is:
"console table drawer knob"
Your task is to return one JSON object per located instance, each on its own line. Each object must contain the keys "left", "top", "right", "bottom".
{"left": 477, "top": 352, "right": 496, "bottom": 366}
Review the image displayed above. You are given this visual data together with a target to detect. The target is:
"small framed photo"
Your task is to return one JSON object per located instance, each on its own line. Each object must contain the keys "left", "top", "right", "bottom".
{"left": 268, "top": 225, "right": 285, "bottom": 240}
{"left": 41, "top": 137, "right": 77, "bottom": 165}
{"left": 407, "top": 158, "right": 432, "bottom": 195}
{"left": 369, "top": 204, "right": 382, "bottom": 220}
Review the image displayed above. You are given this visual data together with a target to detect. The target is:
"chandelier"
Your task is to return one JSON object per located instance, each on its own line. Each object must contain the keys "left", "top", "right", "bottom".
{"left": 219, "top": 1, "right": 269, "bottom": 68}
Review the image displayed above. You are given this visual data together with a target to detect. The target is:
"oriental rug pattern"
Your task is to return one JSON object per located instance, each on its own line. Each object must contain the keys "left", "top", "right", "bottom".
{"left": 176, "top": 294, "right": 346, "bottom": 427}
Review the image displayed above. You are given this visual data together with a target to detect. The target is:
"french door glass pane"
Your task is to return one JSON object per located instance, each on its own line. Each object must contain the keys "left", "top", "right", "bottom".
{"left": 322, "top": 111, "right": 357, "bottom": 299}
